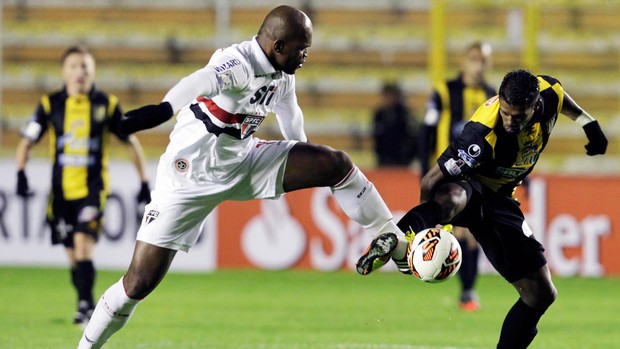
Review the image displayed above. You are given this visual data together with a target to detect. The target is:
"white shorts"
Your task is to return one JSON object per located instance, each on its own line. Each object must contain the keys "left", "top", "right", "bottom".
{"left": 137, "top": 138, "right": 297, "bottom": 252}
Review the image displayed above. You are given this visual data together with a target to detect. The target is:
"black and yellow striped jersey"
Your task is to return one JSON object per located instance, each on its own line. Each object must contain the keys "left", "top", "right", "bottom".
{"left": 437, "top": 75, "right": 564, "bottom": 196}
{"left": 421, "top": 75, "right": 496, "bottom": 175}
{"left": 21, "top": 86, "right": 129, "bottom": 201}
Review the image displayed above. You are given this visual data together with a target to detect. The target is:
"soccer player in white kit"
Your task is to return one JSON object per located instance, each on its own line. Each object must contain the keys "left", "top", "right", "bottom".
{"left": 78, "top": 6, "right": 408, "bottom": 348}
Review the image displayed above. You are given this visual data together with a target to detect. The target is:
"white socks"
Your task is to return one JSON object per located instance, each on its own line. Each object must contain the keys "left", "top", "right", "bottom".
{"left": 78, "top": 278, "right": 140, "bottom": 349}
{"left": 331, "top": 166, "right": 407, "bottom": 259}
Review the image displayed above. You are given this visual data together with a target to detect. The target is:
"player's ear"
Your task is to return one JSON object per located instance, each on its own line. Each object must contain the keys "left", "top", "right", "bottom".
{"left": 534, "top": 99, "right": 542, "bottom": 111}
{"left": 274, "top": 40, "right": 285, "bottom": 54}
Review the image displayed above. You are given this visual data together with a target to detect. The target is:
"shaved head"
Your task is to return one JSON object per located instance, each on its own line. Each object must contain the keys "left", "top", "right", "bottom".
{"left": 258, "top": 5, "right": 312, "bottom": 42}
{"left": 256, "top": 5, "right": 313, "bottom": 75}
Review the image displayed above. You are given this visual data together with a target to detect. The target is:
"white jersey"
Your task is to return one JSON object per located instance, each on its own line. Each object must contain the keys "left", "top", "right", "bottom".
{"left": 139, "top": 37, "right": 309, "bottom": 251}
{"left": 155, "top": 37, "right": 307, "bottom": 191}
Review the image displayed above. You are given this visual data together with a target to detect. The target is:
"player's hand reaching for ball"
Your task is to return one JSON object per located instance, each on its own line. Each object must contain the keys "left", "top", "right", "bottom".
{"left": 118, "top": 102, "right": 174, "bottom": 134}
{"left": 583, "top": 121, "right": 607, "bottom": 156}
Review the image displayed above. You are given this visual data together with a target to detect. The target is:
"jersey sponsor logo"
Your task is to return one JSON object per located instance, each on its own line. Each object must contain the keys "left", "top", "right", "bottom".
{"left": 213, "top": 59, "right": 241, "bottom": 73}
{"left": 241, "top": 115, "right": 265, "bottom": 139}
{"left": 495, "top": 166, "right": 528, "bottom": 179}
{"left": 467, "top": 144, "right": 481, "bottom": 157}
{"left": 250, "top": 84, "right": 278, "bottom": 106}
{"left": 145, "top": 209, "right": 159, "bottom": 224}
{"left": 444, "top": 158, "right": 465, "bottom": 176}
{"left": 58, "top": 135, "right": 101, "bottom": 152}
{"left": 58, "top": 154, "right": 96, "bottom": 167}
{"left": 457, "top": 149, "right": 478, "bottom": 168}
{"left": 175, "top": 158, "right": 189, "bottom": 172}
{"left": 69, "top": 119, "right": 85, "bottom": 129}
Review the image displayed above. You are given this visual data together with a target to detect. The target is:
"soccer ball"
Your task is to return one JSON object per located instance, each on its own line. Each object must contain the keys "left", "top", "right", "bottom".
{"left": 407, "top": 226, "right": 462, "bottom": 283}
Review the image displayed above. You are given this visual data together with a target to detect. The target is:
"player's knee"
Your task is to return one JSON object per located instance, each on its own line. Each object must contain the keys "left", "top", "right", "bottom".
{"left": 522, "top": 283, "right": 557, "bottom": 310}
{"left": 433, "top": 197, "right": 462, "bottom": 221}
{"left": 433, "top": 184, "right": 467, "bottom": 221}
{"left": 320, "top": 147, "right": 354, "bottom": 185}
{"left": 122, "top": 273, "right": 154, "bottom": 300}
{"left": 540, "top": 284, "right": 558, "bottom": 309}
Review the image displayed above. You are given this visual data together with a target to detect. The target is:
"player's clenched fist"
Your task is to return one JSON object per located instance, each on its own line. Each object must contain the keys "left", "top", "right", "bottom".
{"left": 583, "top": 120, "right": 607, "bottom": 156}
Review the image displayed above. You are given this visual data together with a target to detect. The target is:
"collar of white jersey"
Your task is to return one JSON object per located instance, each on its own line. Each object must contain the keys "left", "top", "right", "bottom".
{"left": 251, "top": 36, "right": 282, "bottom": 78}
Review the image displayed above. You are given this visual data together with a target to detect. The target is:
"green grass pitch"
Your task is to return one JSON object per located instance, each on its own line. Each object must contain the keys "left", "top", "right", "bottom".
{"left": 1, "top": 267, "right": 619, "bottom": 348}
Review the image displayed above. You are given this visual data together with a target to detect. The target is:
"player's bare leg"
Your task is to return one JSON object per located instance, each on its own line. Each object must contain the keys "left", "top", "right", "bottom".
{"left": 497, "top": 265, "right": 557, "bottom": 348}
{"left": 284, "top": 142, "right": 408, "bottom": 268}
{"left": 78, "top": 241, "right": 176, "bottom": 348}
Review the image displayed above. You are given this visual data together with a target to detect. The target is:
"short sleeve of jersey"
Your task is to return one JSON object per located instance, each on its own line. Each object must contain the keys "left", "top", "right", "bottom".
{"left": 538, "top": 75, "right": 564, "bottom": 114}
{"left": 206, "top": 50, "right": 251, "bottom": 93}
{"left": 20, "top": 97, "right": 49, "bottom": 142}
{"left": 437, "top": 121, "right": 492, "bottom": 178}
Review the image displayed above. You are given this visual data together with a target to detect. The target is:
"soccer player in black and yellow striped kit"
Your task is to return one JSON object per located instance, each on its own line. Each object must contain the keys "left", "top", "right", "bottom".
{"left": 419, "top": 42, "right": 495, "bottom": 311}
{"left": 15, "top": 45, "right": 151, "bottom": 327}
{"left": 358, "top": 69, "right": 608, "bottom": 348}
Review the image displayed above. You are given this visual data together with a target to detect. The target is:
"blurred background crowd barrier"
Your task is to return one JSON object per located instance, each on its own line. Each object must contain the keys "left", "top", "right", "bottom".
{"left": 1, "top": 0, "right": 618, "bottom": 172}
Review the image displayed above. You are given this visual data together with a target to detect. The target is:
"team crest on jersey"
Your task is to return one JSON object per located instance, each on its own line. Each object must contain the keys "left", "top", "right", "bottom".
{"left": 78, "top": 206, "right": 100, "bottom": 223}
{"left": 241, "top": 115, "right": 265, "bottom": 138}
{"left": 94, "top": 105, "right": 107, "bottom": 122}
{"left": 145, "top": 210, "right": 160, "bottom": 224}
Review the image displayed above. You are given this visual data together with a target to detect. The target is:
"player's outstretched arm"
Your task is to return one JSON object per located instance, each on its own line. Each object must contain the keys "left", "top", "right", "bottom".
{"left": 119, "top": 65, "right": 225, "bottom": 134}
{"left": 118, "top": 102, "right": 174, "bottom": 134}
{"left": 561, "top": 91, "right": 608, "bottom": 156}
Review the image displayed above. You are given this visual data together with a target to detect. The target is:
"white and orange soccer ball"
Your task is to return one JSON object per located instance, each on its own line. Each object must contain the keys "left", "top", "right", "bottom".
{"left": 407, "top": 225, "right": 462, "bottom": 283}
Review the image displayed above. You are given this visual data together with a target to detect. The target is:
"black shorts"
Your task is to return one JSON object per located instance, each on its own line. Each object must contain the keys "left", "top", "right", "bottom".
{"left": 47, "top": 192, "right": 104, "bottom": 248}
{"left": 448, "top": 178, "right": 547, "bottom": 283}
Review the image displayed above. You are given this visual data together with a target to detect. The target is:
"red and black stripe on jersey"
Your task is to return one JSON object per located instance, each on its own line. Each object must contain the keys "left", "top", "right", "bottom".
{"left": 438, "top": 75, "right": 563, "bottom": 196}
{"left": 190, "top": 97, "right": 262, "bottom": 140}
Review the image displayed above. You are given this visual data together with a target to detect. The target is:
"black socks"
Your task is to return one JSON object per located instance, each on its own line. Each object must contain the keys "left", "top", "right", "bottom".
{"left": 396, "top": 201, "right": 443, "bottom": 235}
{"left": 74, "top": 260, "right": 96, "bottom": 310}
{"left": 497, "top": 298, "right": 546, "bottom": 349}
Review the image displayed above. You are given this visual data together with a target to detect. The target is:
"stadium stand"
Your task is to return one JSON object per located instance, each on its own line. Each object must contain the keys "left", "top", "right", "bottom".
{"left": 2, "top": 1, "right": 619, "bottom": 170}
